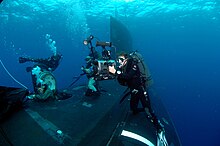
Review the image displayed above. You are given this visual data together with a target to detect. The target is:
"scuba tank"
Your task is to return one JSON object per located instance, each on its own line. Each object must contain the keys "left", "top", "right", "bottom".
{"left": 31, "top": 66, "right": 56, "bottom": 94}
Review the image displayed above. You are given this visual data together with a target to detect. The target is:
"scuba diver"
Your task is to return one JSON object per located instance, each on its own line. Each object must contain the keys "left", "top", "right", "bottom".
{"left": 19, "top": 54, "right": 62, "bottom": 90}
{"left": 71, "top": 35, "right": 101, "bottom": 96}
{"left": 19, "top": 54, "right": 71, "bottom": 101}
{"left": 81, "top": 56, "right": 100, "bottom": 96}
{"left": 109, "top": 51, "right": 168, "bottom": 146}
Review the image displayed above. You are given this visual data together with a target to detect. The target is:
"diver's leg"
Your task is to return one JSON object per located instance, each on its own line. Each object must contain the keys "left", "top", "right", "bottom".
{"left": 88, "top": 77, "right": 97, "bottom": 92}
{"left": 140, "top": 88, "right": 168, "bottom": 145}
{"left": 130, "top": 89, "right": 140, "bottom": 115}
{"left": 140, "top": 89, "right": 154, "bottom": 118}
{"left": 86, "top": 77, "right": 100, "bottom": 96}
{"left": 141, "top": 88, "right": 164, "bottom": 132}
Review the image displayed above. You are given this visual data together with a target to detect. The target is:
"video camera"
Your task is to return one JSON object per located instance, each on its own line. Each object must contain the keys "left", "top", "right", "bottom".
{"left": 83, "top": 35, "right": 116, "bottom": 81}
{"left": 95, "top": 41, "right": 116, "bottom": 80}
{"left": 95, "top": 59, "right": 116, "bottom": 80}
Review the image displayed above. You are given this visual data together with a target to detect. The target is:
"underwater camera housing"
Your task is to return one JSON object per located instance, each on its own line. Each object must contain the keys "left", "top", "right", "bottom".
{"left": 95, "top": 41, "right": 116, "bottom": 80}
{"left": 95, "top": 59, "right": 116, "bottom": 81}
{"left": 96, "top": 41, "right": 116, "bottom": 80}
{"left": 83, "top": 35, "right": 116, "bottom": 81}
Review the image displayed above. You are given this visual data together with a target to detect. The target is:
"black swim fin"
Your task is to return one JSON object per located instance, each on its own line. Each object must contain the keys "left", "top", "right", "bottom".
{"left": 157, "top": 130, "right": 168, "bottom": 146}
{"left": 56, "top": 91, "right": 72, "bottom": 100}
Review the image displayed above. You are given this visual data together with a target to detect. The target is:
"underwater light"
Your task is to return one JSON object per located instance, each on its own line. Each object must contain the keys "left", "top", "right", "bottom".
{"left": 83, "top": 35, "right": 94, "bottom": 45}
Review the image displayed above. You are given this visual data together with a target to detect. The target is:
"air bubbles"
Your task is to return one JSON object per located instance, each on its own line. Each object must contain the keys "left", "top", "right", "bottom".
{"left": 45, "top": 34, "right": 51, "bottom": 39}
{"left": 45, "top": 34, "right": 57, "bottom": 56}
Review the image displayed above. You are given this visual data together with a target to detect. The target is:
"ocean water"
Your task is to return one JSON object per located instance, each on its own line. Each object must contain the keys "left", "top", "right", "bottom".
{"left": 0, "top": 0, "right": 220, "bottom": 146}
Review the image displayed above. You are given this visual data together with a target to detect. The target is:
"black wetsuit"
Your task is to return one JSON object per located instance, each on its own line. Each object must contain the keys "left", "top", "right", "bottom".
{"left": 29, "top": 54, "right": 62, "bottom": 72}
{"left": 117, "top": 57, "right": 163, "bottom": 131}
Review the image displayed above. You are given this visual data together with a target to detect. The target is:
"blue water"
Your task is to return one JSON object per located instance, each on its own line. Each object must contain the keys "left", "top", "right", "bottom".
{"left": 1, "top": 0, "right": 220, "bottom": 146}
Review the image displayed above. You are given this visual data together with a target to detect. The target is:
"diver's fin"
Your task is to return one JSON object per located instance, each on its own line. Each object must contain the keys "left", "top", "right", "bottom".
{"left": 56, "top": 91, "right": 72, "bottom": 100}
{"left": 157, "top": 130, "right": 168, "bottom": 146}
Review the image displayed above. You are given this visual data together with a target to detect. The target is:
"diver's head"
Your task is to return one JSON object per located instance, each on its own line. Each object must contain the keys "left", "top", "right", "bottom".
{"left": 117, "top": 52, "right": 128, "bottom": 67}
{"left": 85, "top": 56, "right": 92, "bottom": 63}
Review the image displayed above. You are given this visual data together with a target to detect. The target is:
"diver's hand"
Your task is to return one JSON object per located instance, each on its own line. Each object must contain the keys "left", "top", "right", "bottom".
{"left": 109, "top": 65, "right": 116, "bottom": 74}
{"left": 81, "top": 66, "right": 86, "bottom": 73}
{"left": 84, "top": 68, "right": 91, "bottom": 74}
{"left": 81, "top": 67, "right": 91, "bottom": 74}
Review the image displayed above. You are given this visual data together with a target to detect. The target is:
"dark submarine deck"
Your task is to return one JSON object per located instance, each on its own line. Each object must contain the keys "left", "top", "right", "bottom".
{"left": 0, "top": 80, "right": 181, "bottom": 146}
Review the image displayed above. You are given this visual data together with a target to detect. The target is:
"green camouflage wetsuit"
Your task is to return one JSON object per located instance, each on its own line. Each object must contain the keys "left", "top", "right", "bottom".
{"left": 82, "top": 59, "right": 100, "bottom": 96}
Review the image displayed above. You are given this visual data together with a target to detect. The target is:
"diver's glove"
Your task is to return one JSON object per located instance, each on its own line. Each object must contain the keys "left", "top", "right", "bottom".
{"left": 81, "top": 66, "right": 91, "bottom": 74}
{"left": 81, "top": 66, "right": 86, "bottom": 73}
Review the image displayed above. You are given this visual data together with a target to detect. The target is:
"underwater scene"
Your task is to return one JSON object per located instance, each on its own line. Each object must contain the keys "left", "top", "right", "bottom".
{"left": 1, "top": 0, "right": 220, "bottom": 146}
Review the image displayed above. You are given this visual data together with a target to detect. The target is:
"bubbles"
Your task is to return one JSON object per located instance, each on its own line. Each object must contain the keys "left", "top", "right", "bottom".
{"left": 45, "top": 34, "right": 57, "bottom": 56}
{"left": 32, "top": 66, "right": 43, "bottom": 85}
{"left": 45, "top": 34, "right": 51, "bottom": 39}
{"left": 52, "top": 41, "right": 56, "bottom": 45}
{"left": 63, "top": 1, "right": 90, "bottom": 39}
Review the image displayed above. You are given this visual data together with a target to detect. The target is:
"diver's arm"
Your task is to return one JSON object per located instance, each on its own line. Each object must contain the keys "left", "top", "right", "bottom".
{"left": 36, "top": 88, "right": 54, "bottom": 100}
{"left": 117, "top": 63, "right": 137, "bottom": 80}
{"left": 41, "top": 88, "right": 54, "bottom": 100}
{"left": 81, "top": 66, "right": 91, "bottom": 74}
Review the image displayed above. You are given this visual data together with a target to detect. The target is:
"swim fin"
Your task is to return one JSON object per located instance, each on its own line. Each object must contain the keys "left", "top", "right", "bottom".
{"left": 157, "top": 130, "right": 168, "bottom": 146}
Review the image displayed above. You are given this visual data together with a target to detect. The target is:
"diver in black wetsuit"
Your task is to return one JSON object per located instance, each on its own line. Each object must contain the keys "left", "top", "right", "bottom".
{"left": 109, "top": 51, "right": 165, "bottom": 134}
